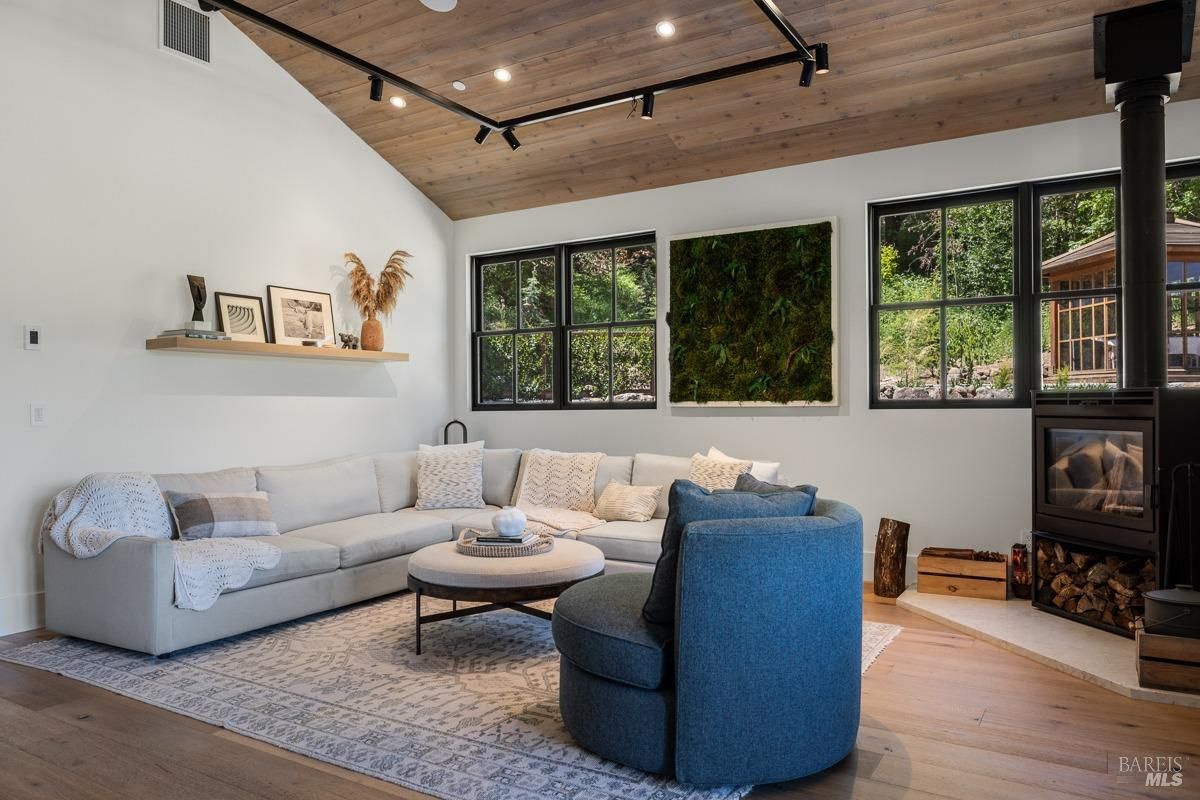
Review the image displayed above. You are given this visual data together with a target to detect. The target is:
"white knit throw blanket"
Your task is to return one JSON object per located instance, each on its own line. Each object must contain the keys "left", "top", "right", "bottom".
{"left": 514, "top": 449, "right": 606, "bottom": 533}
{"left": 43, "top": 472, "right": 281, "bottom": 612}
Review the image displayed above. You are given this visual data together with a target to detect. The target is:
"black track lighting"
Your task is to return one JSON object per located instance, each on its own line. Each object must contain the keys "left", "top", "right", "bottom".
{"left": 640, "top": 92, "right": 655, "bottom": 119}
{"left": 799, "top": 58, "right": 815, "bottom": 87}
{"left": 205, "top": 0, "right": 826, "bottom": 143}
{"left": 814, "top": 43, "right": 829, "bottom": 74}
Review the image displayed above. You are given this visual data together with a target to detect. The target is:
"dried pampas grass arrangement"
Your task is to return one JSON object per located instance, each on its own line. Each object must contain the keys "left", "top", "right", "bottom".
{"left": 345, "top": 250, "right": 413, "bottom": 351}
{"left": 346, "top": 250, "right": 413, "bottom": 319}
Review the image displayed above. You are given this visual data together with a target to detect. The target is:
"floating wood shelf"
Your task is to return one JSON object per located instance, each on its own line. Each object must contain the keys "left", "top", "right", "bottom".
{"left": 146, "top": 337, "right": 409, "bottom": 363}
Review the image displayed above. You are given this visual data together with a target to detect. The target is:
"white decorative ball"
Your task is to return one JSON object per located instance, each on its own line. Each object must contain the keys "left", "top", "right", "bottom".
{"left": 492, "top": 506, "right": 527, "bottom": 537}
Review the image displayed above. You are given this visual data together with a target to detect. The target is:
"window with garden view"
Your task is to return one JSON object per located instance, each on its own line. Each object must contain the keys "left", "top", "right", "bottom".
{"left": 472, "top": 235, "right": 656, "bottom": 410}
{"left": 871, "top": 163, "right": 1200, "bottom": 406}
{"left": 873, "top": 191, "right": 1018, "bottom": 403}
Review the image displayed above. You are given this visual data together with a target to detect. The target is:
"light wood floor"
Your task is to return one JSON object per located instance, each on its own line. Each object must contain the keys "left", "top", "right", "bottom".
{"left": 0, "top": 596, "right": 1196, "bottom": 800}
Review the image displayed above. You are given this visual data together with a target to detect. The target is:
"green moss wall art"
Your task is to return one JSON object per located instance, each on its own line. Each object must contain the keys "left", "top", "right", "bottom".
{"left": 668, "top": 219, "right": 837, "bottom": 406}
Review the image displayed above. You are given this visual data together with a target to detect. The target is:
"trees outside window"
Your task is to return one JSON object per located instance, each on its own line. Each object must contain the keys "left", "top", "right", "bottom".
{"left": 870, "top": 161, "right": 1200, "bottom": 407}
{"left": 472, "top": 235, "right": 656, "bottom": 410}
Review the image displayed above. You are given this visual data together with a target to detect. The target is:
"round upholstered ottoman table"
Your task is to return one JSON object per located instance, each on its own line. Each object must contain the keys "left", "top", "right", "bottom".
{"left": 406, "top": 539, "right": 604, "bottom": 654}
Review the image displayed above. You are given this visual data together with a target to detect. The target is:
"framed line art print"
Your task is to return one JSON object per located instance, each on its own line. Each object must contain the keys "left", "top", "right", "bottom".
{"left": 213, "top": 292, "right": 268, "bottom": 343}
{"left": 267, "top": 285, "right": 337, "bottom": 346}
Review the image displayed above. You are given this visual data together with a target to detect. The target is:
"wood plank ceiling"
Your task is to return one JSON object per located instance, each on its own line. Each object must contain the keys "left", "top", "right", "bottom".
{"left": 231, "top": 1, "right": 1200, "bottom": 219}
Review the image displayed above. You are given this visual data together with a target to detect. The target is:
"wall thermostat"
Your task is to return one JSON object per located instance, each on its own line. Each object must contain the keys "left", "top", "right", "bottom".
{"left": 24, "top": 325, "right": 41, "bottom": 350}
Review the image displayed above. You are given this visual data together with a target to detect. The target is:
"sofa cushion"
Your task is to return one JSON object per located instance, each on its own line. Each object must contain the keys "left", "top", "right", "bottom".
{"left": 288, "top": 512, "right": 451, "bottom": 568}
{"left": 553, "top": 572, "right": 671, "bottom": 690}
{"left": 594, "top": 456, "right": 634, "bottom": 503}
{"left": 399, "top": 505, "right": 499, "bottom": 524}
{"left": 154, "top": 467, "right": 256, "bottom": 495}
{"left": 483, "top": 449, "right": 523, "bottom": 507}
{"left": 226, "top": 535, "right": 340, "bottom": 593}
{"left": 256, "top": 457, "right": 381, "bottom": 533}
{"left": 643, "top": 480, "right": 819, "bottom": 626}
{"left": 578, "top": 519, "right": 665, "bottom": 564}
{"left": 374, "top": 451, "right": 417, "bottom": 513}
{"left": 631, "top": 453, "right": 692, "bottom": 519}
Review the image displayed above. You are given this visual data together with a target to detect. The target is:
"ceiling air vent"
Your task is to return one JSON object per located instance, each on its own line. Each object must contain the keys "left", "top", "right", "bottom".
{"left": 160, "top": 0, "right": 211, "bottom": 65}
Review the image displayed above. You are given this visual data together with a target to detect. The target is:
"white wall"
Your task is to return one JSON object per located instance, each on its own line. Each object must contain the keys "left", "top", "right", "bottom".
{"left": 0, "top": 0, "right": 454, "bottom": 634}
{"left": 452, "top": 100, "right": 1200, "bottom": 576}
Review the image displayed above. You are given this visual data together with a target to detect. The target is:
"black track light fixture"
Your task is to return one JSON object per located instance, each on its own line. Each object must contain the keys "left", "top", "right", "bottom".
{"left": 640, "top": 92, "right": 655, "bottom": 119}
{"left": 502, "top": 128, "right": 521, "bottom": 150}
{"left": 474, "top": 126, "right": 492, "bottom": 145}
{"left": 369, "top": 76, "right": 384, "bottom": 102}
{"left": 814, "top": 42, "right": 830, "bottom": 74}
{"left": 799, "top": 58, "right": 815, "bottom": 87}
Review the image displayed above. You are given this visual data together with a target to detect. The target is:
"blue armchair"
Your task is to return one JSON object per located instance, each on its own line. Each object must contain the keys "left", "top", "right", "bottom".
{"left": 551, "top": 498, "right": 863, "bottom": 786}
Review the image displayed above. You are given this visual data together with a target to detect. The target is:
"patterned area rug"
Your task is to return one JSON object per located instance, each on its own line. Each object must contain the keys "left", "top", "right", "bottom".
{"left": 1, "top": 594, "right": 900, "bottom": 800}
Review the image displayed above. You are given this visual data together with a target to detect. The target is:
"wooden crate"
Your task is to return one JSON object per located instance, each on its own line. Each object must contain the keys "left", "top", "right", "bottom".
{"left": 1137, "top": 629, "right": 1200, "bottom": 693}
{"left": 916, "top": 550, "right": 1007, "bottom": 600}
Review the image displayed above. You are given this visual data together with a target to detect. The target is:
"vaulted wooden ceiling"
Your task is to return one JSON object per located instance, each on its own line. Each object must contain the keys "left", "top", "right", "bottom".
{"left": 232, "top": 1, "right": 1200, "bottom": 219}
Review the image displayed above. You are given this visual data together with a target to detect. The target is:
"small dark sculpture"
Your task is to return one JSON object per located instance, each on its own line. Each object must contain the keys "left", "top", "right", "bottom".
{"left": 339, "top": 333, "right": 360, "bottom": 350}
{"left": 186, "top": 275, "right": 207, "bottom": 323}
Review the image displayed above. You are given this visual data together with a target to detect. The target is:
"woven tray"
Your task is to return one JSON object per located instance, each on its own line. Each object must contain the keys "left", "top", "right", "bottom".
{"left": 456, "top": 529, "right": 554, "bottom": 558}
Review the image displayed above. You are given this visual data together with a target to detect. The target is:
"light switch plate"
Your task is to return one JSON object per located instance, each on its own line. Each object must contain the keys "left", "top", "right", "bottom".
{"left": 30, "top": 402, "right": 48, "bottom": 427}
{"left": 24, "top": 326, "right": 41, "bottom": 350}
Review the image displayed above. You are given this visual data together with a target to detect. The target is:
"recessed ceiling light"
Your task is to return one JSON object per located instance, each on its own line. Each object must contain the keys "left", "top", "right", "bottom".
{"left": 493, "top": 68, "right": 512, "bottom": 83}
{"left": 389, "top": 95, "right": 407, "bottom": 108}
{"left": 452, "top": 80, "right": 467, "bottom": 91}
{"left": 419, "top": 0, "right": 457, "bottom": 11}
{"left": 656, "top": 20, "right": 676, "bottom": 38}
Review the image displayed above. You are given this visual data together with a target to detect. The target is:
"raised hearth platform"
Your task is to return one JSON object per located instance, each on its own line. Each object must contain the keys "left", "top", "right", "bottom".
{"left": 896, "top": 589, "right": 1200, "bottom": 708}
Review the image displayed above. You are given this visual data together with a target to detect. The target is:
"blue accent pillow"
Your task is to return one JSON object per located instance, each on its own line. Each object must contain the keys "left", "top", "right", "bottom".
{"left": 642, "top": 479, "right": 819, "bottom": 626}
{"left": 732, "top": 473, "right": 818, "bottom": 514}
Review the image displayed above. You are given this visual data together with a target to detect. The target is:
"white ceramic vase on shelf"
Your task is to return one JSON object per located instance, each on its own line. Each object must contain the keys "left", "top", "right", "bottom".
{"left": 492, "top": 506, "right": 527, "bottom": 538}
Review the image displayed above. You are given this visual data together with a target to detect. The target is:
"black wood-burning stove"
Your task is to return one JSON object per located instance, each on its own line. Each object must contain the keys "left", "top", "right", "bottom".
{"left": 1032, "top": 390, "right": 1200, "bottom": 636}
{"left": 1037, "top": 2, "right": 1200, "bottom": 636}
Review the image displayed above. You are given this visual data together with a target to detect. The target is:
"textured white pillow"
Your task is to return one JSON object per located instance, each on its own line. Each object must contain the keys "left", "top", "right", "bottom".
{"left": 707, "top": 446, "right": 781, "bottom": 483}
{"left": 418, "top": 440, "right": 485, "bottom": 451}
{"left": 594, "top": 481, "right": 662, "bottom": 523}
{"left": 415, "top": 447, "right": 485, "bottom": 510}
{"left": 689, "top": 453, "right": 752, "bottom": 491}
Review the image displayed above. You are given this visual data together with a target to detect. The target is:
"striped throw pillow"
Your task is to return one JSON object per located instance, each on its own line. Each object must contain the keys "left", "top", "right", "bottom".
{"left": 594, "top": 481, "right": 662, "bottom": 523}
{"left": 415, "top": 447, "right": 486, "bottom": 510}
{"left": 165, "top": 491, "right": 278, "bottom": 540}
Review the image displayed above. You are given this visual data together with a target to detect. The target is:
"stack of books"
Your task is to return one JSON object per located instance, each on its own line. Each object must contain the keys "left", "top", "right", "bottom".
{"left": 472, "top": 531, "right": 536, "bottom": 546}
{"left": 157, "top": 328, "right": 231, "bottom": 341}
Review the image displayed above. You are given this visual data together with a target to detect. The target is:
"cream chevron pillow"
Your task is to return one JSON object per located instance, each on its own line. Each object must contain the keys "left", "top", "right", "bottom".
{"left": 594, "top": 481, "right": 662, "bottom": 523}
{"left": 689, "top": 453, "right": 752, "bottom": 491}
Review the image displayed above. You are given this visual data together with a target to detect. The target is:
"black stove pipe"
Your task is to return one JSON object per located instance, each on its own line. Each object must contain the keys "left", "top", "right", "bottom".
{"left": 1117, "top": 78, "right": 1171, "bottom": 389}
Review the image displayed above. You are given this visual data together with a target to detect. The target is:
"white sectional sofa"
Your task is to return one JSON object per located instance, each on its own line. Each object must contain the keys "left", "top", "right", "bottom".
{"left": 42, "top": 450, "right": 696, "bottom": 655}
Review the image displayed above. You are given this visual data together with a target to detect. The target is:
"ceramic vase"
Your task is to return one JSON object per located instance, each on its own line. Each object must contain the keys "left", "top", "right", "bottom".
{"left": 492, "top": 506, "right": 527, "bottom": 538}
{"left": 360, "top": 311, "right": 384, "bottom": 351}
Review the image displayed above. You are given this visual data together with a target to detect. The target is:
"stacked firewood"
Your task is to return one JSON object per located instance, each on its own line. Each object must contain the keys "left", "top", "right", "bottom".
{"left": 1035, "top": 540, "right": 1155, "bottom": 632}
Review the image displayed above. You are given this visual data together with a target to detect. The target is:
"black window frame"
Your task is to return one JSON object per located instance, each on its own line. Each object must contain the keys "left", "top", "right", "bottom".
{"left": 471, "top": 232, "right": 657, "bottom": 411}
{"left": 869, "top": 159, "right": 1200, "bottom": 409}
{"left": 869, "top": 186, "right": 1030, "bottom": 409}
{"left": 1166, "top": 163, "right": 1200, "bottom": 373}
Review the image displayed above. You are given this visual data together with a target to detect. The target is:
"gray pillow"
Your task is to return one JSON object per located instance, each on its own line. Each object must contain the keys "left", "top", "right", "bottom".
{"left": 732, "top": 473, "right": 818, "bottom": 515}
{"left": 165, "top": 491, "right": 278, "bottom": 540}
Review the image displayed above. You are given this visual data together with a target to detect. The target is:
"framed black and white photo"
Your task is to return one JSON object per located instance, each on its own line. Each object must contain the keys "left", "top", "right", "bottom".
{"left": 267, "top": 285, "right": 337, "bottom": 346}
{"left": 214, "top": 292, "right": 268, "bottom": 343}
